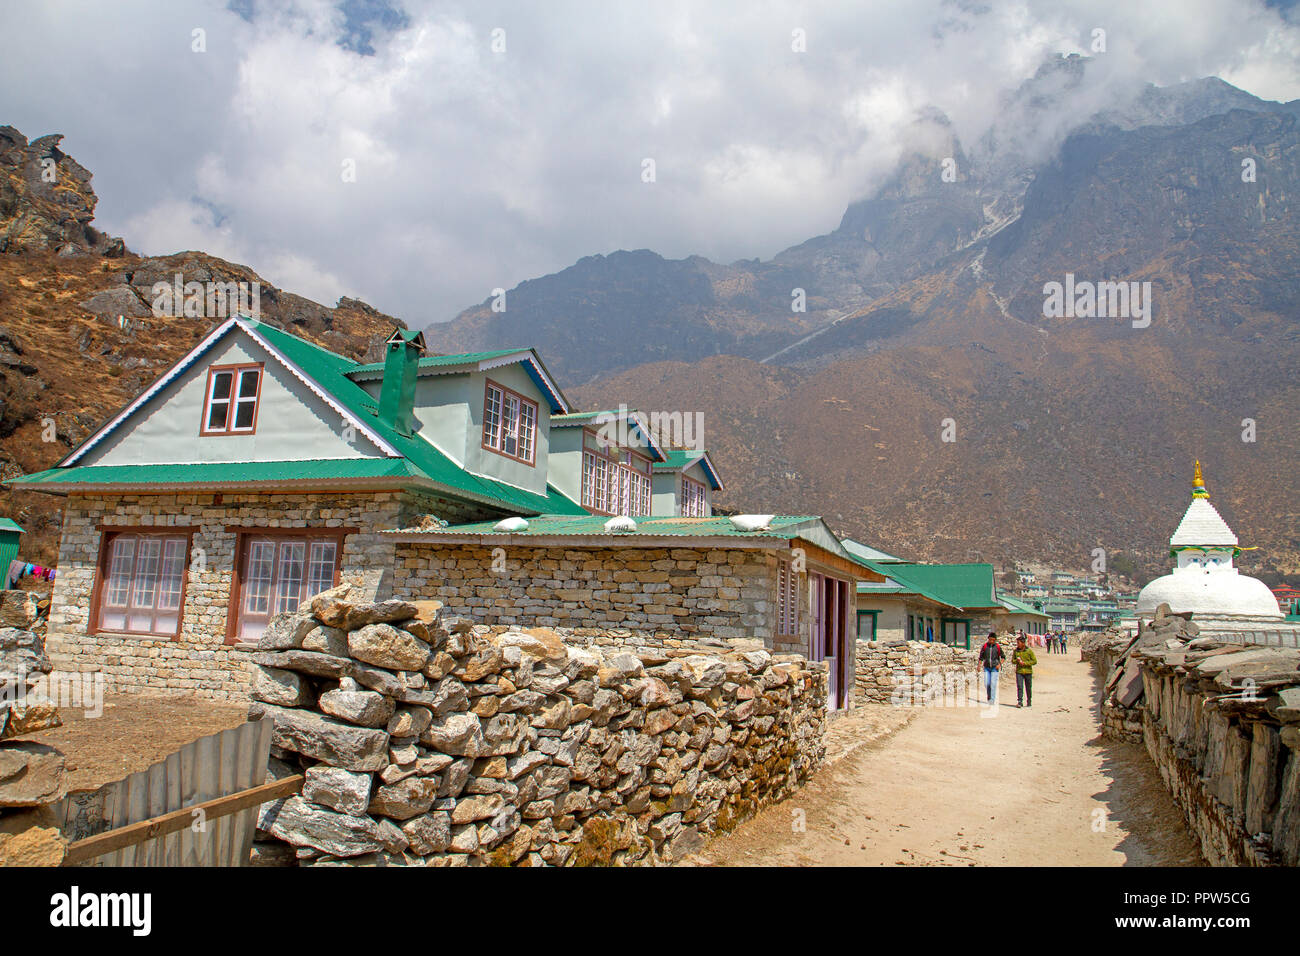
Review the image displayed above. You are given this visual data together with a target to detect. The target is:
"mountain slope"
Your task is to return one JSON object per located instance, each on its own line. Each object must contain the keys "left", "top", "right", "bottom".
{"left": 0, "top": 126, "right": 406, "bottom": 563}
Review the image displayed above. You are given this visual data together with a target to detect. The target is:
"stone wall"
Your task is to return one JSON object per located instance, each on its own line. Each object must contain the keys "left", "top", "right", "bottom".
{"left": 1135, "top": 642, "right": 1300, "bottom": 867}
{"left": 394, "top": 543, "right": 780, "bottom": 645}
{"left": 247, "top": 585, "right": 827, "bottom": 866}
{"left": 1090, "top": 609, "right": 1300, "bottom": 866}
{"left": 47, "top": 489, "right": 469, "bottom": 700}
{"left": 854, "top": 640, "right": 975, "bottom": 705}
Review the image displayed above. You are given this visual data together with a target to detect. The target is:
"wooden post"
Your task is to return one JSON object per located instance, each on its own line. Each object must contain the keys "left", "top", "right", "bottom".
{"left": 64, "top": 774, "right": 304, "bottom": 866}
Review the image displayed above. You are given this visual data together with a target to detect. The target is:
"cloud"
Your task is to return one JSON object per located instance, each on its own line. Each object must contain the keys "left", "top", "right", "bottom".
{"left": 2, "top": 0, "right": 1298, "bottom": 326}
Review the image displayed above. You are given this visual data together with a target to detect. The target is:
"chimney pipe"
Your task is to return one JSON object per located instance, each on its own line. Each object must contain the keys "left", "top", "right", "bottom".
{"left": 378, "top": 327, "right": 425, "bottom": 438}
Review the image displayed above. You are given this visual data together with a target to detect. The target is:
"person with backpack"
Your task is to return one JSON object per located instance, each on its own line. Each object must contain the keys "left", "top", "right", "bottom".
{"left": 977, "top": 632, "right": 1004, "bottom": 703}
{"left": 1013, "top": 635, "right": 1037, "bottom": 707}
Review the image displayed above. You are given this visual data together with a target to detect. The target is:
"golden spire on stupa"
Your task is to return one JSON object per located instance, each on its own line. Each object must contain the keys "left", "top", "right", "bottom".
{"left": 1192, "top": 459, "right": 1209, "bottom": 499}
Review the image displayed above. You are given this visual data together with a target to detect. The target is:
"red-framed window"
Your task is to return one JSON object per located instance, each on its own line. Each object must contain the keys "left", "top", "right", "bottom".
{"left": 582, "top": 442, "right": 652, "bottom": 516}
{"left": 681, "top": 475, "right": 708, "bottom": 517}
{"left": 201, "top": 363, "right": 263, "bottom": 435}
{"left": 482, "top": 380, "right": 538, "bottom": 465}
{"left": 92, "top": 530, "right": 191, "bottom": 638}
{"left": 777, "top": 558, "right": 800, "bottom": 637}
{"left": 228, "top": 531, "right": 344, "bottom": 644}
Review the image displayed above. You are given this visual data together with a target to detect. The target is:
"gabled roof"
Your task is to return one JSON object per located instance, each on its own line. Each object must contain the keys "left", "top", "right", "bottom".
{"left": 841, "top": 538, "right": 904, "bottom": 563}
{"left": 346, "top": 346, "right": 570, "bottom": 413}
{"left": 0, "top": 517, "right": 24, "bottom": 534}
{"left": 997, "top": 592, "right": 1049, "bottom": 618}
{"left": 651, "top": 449, "right": 723, "bottom": 490}
{"left": 855, "top": 560, "right": 1000, "bottom": 611}
{"left": 550, "top": 408, "right": 667, "bottom": 461}
{"left": 8, "top": 317, "right": 585, "bottom": 517}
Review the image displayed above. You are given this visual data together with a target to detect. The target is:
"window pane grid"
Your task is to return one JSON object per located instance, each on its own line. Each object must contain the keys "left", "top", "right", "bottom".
{"left": 98, "top": 534, "right": 188, "bottom": 635}
{"left": 275, "top": 542, "right": 306, "bottom": 614}
{"left": 106, "top": 538, "right": 136, "bottom": 607}
{"left": 483, "top": 382, "right": 537, "bottom": 463}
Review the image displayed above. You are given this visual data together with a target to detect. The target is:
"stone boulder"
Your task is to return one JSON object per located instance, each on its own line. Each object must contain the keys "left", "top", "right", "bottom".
{"left": 259, "top": 796, "right": 407, "bottom": 858}
{"left": 0, "top": 742, "right": 67, "bottom": 806}
{"left": 348, "top": 623, "right": 431, "bottom": 672}
{"left": 0, "top": 594, "right": 37, "bottom": 630}
{"left": 249, "top": 703, "right": 389, "bottom": 771}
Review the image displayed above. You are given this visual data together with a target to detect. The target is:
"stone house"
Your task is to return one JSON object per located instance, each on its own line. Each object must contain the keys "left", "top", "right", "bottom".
{"left": 994, "top": 592, "right": 1049, "bottom": 635}
{"left": 10, "top": 317, "right": 874, "bottom": 702}
{"left": 387, "top": 513, "right": 879, "bottom": 710}
{"left": 850, "top": 552, "right": 1002, "bottom": 650}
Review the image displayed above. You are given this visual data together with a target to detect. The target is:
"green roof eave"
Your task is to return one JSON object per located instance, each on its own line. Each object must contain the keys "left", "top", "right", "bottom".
{"left": 0, "top": 517, "right": 24, "bottom": 533}
{"left": 7, "top": 458, "right": 428, "bottom": 490}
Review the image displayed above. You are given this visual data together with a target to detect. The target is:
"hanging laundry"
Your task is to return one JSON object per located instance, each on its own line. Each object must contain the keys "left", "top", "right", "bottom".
{"left": 6, "top": 559, "right": 22, "bottom": 588}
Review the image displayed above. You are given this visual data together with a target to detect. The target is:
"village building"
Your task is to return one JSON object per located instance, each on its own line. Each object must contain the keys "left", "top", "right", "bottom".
{"left": 388, "top": 513, "right": 876, "bottom": 710}
{"left": 847, "top": 545, "right": 1003, "bottom": 649}
{"left": 995, "top": 592, "right": 1049, "bottom": 635}
{"left": 8, "top": 318, "right": 878, "bottom": 703}
{"left": 1043, "top": 599, "right": 1081, "bottom": 632}
{"left": 651, "top": 449, "right": 722, "bottom": 517}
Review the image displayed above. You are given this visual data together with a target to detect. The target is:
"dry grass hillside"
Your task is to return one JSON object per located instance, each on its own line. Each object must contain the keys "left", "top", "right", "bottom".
{"left": 0, "top": 127, "right": 404, "bottom": 564}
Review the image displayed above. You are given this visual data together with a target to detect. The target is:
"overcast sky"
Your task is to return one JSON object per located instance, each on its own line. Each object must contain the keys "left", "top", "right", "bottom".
{"left": 3, "top": 0, "right": 1298, "bottom": 325}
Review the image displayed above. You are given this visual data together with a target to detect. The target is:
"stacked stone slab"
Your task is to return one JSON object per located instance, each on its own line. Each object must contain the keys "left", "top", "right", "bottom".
{"left": 854, "top": 640, "right": 975, "bottom": 705}
{"left": 250, "top": 585, "right": 827, "bottom": 866}
{"left": 1091, "top": 603, "right": 1300, "bottom": 866}
{"left": 0, "top": 625, "right": 69, "bottom": 866}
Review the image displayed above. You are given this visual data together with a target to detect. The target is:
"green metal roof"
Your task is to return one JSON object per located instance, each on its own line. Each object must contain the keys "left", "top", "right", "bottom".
{"left": 855, "top": 560, "right": 999, "bottom": 611}
{"left": 650, "top": 449, "right": 723, "bottom": 490}
{"left": 0, "top": 517, "right": 24, "bottom": 534}
{"left": 997, "top": 592, "right": 1049, "bottom": 618}
{"left": 397, "top": 514, "right": 822, "bottom": 539}
{"left": 7, "top": 319, "right": 585, "bottom": 518}
{"left": 228, "top": 322, "right": 584, "bottom": 515}
{"left": 842, "top": 538, "right": 904, "bottom": 563}
{"left": 349, "top": 348, "right": 525, "bottom": 374}
{"left": 11, "top": 459, "right": 429, "bottom": 488}
{"left": 1042, "top": 599, "right": 1082, "bottom": 613}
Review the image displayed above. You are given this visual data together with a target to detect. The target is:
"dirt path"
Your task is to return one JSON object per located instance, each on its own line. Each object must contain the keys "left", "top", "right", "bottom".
{"left": 699, "top": 652, "right": 1203, "bottom": 866}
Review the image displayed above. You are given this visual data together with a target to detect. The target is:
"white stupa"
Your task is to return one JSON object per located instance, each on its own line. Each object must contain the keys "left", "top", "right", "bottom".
{"left": 1136, "top": 461, "right": 1289, "bottom": 632}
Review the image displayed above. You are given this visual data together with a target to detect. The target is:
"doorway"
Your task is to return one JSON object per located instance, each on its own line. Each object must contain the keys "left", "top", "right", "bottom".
{"left": 811, "top": 572, "right": 853, "bottom": 709}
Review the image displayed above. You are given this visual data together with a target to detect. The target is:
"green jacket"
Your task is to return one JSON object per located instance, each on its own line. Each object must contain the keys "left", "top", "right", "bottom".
{"left": 1013, "top": 647, "right": 1037, "bottom": 674}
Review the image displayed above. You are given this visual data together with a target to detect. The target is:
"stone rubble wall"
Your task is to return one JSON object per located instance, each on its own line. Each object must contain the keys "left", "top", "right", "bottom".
{"left": 248, "top": 585, "right": 827, "bottom": 866}
{"left": 0, "top": 626, "right": 70, "bottom": 866}
{"left": 854, "top": 640, "right": 974, "bottom": 705}
{"left": 1091, "top": 606, "right": 1300, "bottom": 866}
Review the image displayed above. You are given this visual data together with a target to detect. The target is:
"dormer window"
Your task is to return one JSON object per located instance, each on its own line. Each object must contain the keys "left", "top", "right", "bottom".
{"left": 202, "top": 363, "right": 263, "bottom": 435}
{"left": 681, "top": 475, "right": 708, "bottom": 517}
{"left": 483, "top": 380, "right": 538, "bottom": 465}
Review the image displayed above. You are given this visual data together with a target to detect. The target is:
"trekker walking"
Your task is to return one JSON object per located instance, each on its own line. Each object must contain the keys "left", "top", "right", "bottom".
{"left": 1059, "top": 631, "right": 1068, "bottom": 654}
{"left": 1014, "top": 635, "right": 1037, "bottom": 707}
{"left": 978, "top": 632, "right": 1004, "bottom": 703}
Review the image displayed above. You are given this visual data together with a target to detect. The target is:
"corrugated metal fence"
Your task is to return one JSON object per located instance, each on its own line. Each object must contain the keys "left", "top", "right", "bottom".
{"left": 51, "top": 719, "right": 274, "bottom": 866}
